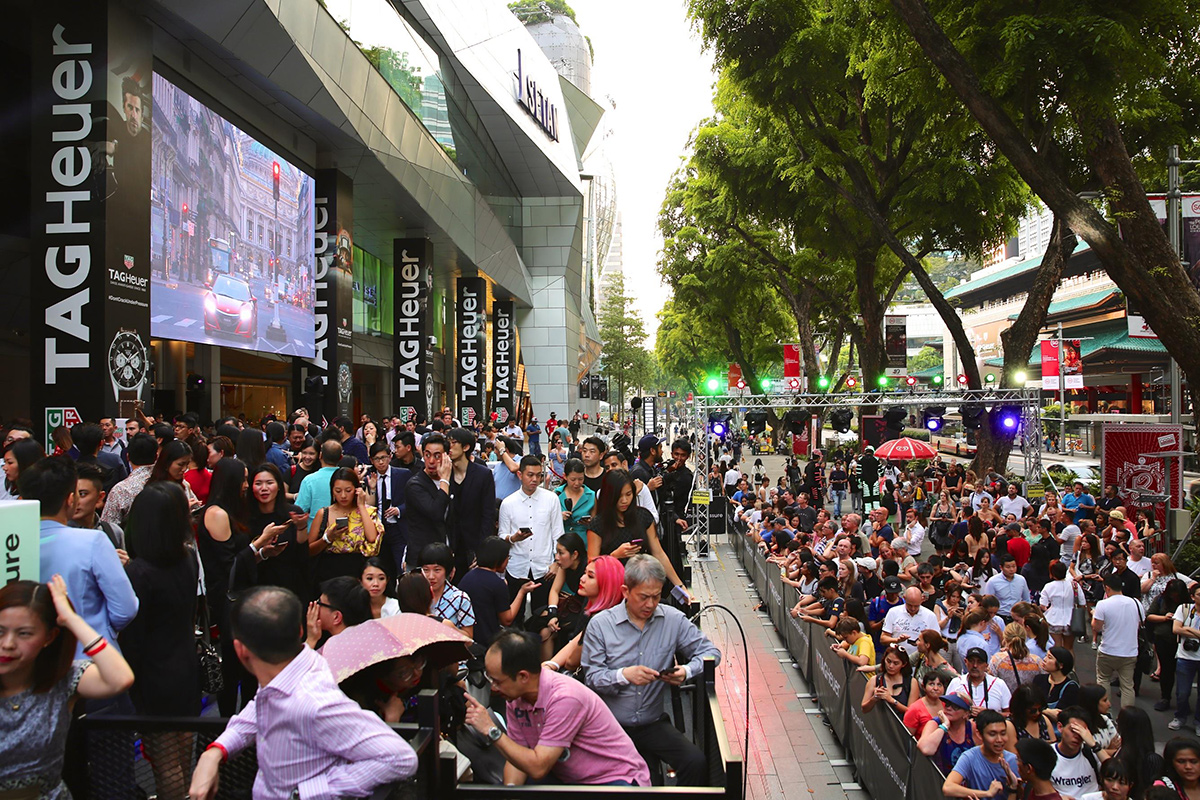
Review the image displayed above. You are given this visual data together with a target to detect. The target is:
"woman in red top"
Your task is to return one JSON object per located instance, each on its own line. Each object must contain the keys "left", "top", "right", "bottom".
{"left": 183, "top": 439, "right": 212, "bottom": 503}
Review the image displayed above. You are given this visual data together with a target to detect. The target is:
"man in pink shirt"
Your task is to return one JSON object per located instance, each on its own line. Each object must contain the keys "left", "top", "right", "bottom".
{"left": 465, "top": 630, "right": 650, "bottom": 786}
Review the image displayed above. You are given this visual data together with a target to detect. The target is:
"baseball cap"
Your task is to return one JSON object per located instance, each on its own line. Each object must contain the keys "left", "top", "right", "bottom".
{"left": 964, "top": 647, "right": 988, "bottom": 662}
{"left": 855, "top": 557, "right": 877, "bottom": 573}
{"left": 940, "top": 692, "right": 971, "bottom": 711}
{"left": 883, "top": 576, "right": 902, "bottom": 594}
{"left": 637, "top": 434, "right": 663, "bottom": 453}
{"left": 773, "top": 517, "right": 787, "bottom": 526}
{"left": 1109, "top": 509, "right": 1125, "bottom": 521}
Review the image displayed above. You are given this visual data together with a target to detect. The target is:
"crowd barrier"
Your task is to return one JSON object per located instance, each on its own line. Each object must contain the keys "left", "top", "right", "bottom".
{"left": 75, "top": 690, "right": 445, "bottom": 800}
{"left": 731, "top": 528, "right": 950, "bottom": 800}
{"left": 447, "top": 657, "right": 743, "bottom": 799}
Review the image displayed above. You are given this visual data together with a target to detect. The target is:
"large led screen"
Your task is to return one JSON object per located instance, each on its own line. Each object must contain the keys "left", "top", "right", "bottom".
{"left": 150, "top": 73, "right": 315, "bottom": 356}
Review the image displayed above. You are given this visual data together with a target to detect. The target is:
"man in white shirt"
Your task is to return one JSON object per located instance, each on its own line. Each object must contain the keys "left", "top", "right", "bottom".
{"left": 503, "top": 420, "right": 525, "bottom": 443}
{"left": 996, "top": 484, "right": 1033, "bottom": 519}
{"left": 893, "top": 507, "right": 925, "bottom": 557}
{"left": 1126, "top": 537, "right": 1153, "bottom": 579}
{"left": 498, "top": 455, "right": 563, "bottom": 623}
{"left": 1093, "top": 572, "right": 1142, "bottom": 710}
{"left": 968, "top": 485, "right": 993, "bottom": 512}
{"left": 881, "top": 587, "right": 939, "bottom": 655}
{"left": 946, "top": 647, "right": 1013, "bottom": 713}
{"left": 724, "top": 463, "right": 741, "bottom": 498}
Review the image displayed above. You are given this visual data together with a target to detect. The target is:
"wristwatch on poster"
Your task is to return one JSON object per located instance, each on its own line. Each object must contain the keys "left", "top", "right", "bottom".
{"left": 108, "top": 328, "right": 148, "bottom": 415}
{"left": 337, "top": 362, "right": 353, "bottom": 405}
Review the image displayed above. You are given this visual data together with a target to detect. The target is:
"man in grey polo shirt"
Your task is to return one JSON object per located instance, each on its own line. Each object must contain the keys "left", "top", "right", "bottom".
{"left": 582, "top": 555, "right": 721, "bottom": 785}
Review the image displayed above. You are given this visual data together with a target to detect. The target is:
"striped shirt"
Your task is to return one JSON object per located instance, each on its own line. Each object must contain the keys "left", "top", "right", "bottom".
{"left": 432, "top": 583, "right": 476, "bottom": 631}
{"left": 215, "top": 646, "right": 417, "bottom": 800}
{"left": 99, "top": 465, "right": 153, "bottom": 527}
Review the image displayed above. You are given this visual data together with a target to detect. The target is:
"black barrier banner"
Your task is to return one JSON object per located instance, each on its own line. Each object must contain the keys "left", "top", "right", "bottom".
{"left": 811, "top": 620, "right": 851, "bottom": 743}
{"left": 491, "top": 299, "right": 515, "bottom": 422}
{"left": 753, "top": 546, "right": 768, "bottom": 600}
{"left": 31, "top": 2, "right": 153, "bottom": 426}
{"left": 784, "top": 611, "right": 812, "bottom": 682}
{"left": 768, "top": 563, "right": 786, "bottom": 632}
{"left": 846, "top": 671, "right": 915, "bottom": 800}
{"left": 394, "top": 238, "right": 433, "bottom": 423}
{"left": 455, "top": 277, "right": 485, "bottom": 427}
{"left": 907, "top": 744, "right": 949, "bottom": 800}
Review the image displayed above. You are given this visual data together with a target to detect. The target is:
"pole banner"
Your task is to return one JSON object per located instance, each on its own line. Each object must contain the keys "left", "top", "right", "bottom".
{"left": 393, "top": 238, "right": 433, "bottom": 423}
{"left": 1040, "top": 340, "right": 1060, "bottom": 390}
{"left": 1062, "top": 340, "right": 1083, "bottom": 389}
{"left": 455, "top": 277, "right": 485, "bottom": 427}
{"left": 491, "top": 299, "right": 515, "bottom": 420}
{"left": 783, "top": 344, "right": 801, "bottom": 379}
{"left": 884, "top": 315, "right": 907, "bottom": 376}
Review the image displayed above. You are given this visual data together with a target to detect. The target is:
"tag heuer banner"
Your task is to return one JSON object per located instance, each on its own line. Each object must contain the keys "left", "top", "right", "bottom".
{"left": 579, "top": 373, "right": 591, "bottom": 399}
{"left": 31, "top": 3, "right": 153, "bottom": 424}
{"left": 455, "top": 277, "right": 486, "bottom": 427}
{"left": 492, "top": 299, "right": 515, "bottom": 420}
{"left": 394, "top": 239, "right": 434, "bottom": 424}
{"left": 309, "top": 170, "right": 354, "bottom": 421}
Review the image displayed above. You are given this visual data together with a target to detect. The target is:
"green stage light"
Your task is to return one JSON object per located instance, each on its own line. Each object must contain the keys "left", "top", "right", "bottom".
{"left": 706, "top": 377, "right": 720, "bottom": 393}
{"left": 985, "top": 373, "right": 996, "bottom": 384}
{"left": 932, "top": 375, "right": 943, "bottom": 385}
{"left": 761, "top": 378, "right": 771, "bottom": 390}
{"left": 877, "top": 375, "right": 889, "bottom": 388}
{"left": 817, "top": 376, "right": 830, "bottom": 390}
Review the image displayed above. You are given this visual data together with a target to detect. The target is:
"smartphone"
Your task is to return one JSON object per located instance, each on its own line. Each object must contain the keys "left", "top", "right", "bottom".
{"left": 519, "top": 527, "right": 533, "bottom": 538}
{"left": 630, "top": 538, "right": 644, "bottom": 547}
{"left": 671, "top": 584, "right": 690, "bottom": 605}
{"left": 335, "top": 516, "right": 349, "bottom": 529}
{"left": 658, "top": 666, "right": 681, "bottom": 681}
{"left": 578, "top": 515, "right": 592, "bottom": 524}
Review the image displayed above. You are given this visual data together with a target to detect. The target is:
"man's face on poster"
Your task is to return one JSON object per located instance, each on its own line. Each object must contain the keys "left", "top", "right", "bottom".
{"left": 123, "top": 92, "right": 143, "bottom": 137}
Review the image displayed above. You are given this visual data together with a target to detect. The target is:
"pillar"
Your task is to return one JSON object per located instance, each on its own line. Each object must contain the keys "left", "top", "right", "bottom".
{"left": 1131, "top": 374, "right": 1143, "bottom": 414}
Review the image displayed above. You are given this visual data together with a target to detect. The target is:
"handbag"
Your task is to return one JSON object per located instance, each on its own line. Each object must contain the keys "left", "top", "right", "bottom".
{"left": 1137, "top": 602, "right": 1156, "bottom": 674}
{"left": 1070, "top": 583, "right": 1089, "bottom": 639}
{"left": 196, "top": 578, "right": 224, "bottom": 695}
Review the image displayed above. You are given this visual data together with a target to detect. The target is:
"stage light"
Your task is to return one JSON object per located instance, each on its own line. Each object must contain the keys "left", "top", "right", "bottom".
{"left": 706, "top": 377, "right": 720, "bottom": 393}
{"left": 846, "top": 376, "right": 857, "bottom": 388}
{"left": 884, "top": 407, "right": 907, "bottom": 432}
{"left": 761, "top": 378, "right": 771, "bottom": 390}
{"left": 708, "top": 411, "right": 733, "bottom": 438}
{"left": 783, "top": 408, "right": 808, "bottom": 435}
{"left": 745, "top": 410, "right": 768, "bottom": 436}
{"left": 1014, "top": 371, "right": 1027, "bottom": 384}
{"left": 922, "top": 406, "right": 946, "bottom": 432}
{"left": 990, "top": 405, "right": 1021, "bottom": 435}
{"left": 905, "top": 376, "right": 917, "bottom": 387}
{"left": 984, "top": 373, "right": 996, "bottom": 384}
{"left": 932, "top": 375, "right": 943, "bottom": 385}
{"left": 961, "top": 403, "right": 985, "bottom": 430}
{"left": 787, "top": 377, "right": 801, "bottom": 391}
{"left": 957, "top": 374, "right": 968, "bottom": 385}
{"left": 817, "top": 376, "right": 830, "bottom": 390}
{"left": 735, "top": 379, "right": 746, "bottom": 390}
{"left": 831, "top": 408, "right": 853, "bottom": 433}
{"left": 877, "top": 375, "right": 889, "bottom": 388}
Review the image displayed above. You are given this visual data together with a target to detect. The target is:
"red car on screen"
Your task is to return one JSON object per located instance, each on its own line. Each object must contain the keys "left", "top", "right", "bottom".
{"left": 204, "top": 274, "right": 257, "bottom": 340}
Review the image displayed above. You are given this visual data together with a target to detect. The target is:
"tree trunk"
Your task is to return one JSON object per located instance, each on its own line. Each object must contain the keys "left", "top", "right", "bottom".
{"left": 890, "top": 0, "right": 1200, "bottom": 416}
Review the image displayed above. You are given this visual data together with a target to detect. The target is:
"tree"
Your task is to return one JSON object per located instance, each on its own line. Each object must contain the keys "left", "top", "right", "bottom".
{"left": 596, "top": 273, "right": 653, "bottom": 416}
{"left": 885, "top": 0, "right": 1200, "bottom": 415}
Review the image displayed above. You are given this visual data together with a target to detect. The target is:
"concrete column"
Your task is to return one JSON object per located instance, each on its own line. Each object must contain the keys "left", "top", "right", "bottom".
{"left": 1131, "top": 373, "right": 1143, "bottom": 413}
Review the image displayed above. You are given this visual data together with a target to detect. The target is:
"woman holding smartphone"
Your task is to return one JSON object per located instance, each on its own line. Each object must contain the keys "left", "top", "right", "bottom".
{"left": 556, "top": 458, "right": 595, "bottom": 540}
{"left": 247, "top": 463, "right": 310, "bottom": 599}
{"left": 587, "top": 470, "right": 690, "bottom": 599}
{"left": 307, "top": 466, "right": 380, "bottom": 586}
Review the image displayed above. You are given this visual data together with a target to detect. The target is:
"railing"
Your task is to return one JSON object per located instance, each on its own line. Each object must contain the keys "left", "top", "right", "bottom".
{"left": 445, "top": 658, "right": 742, "bottom": 799}
{"left": 74, "top": 690, "right": 444, "bottom": 800}
{"left": 729, "top": 529, "right": 950, "bottom": 799}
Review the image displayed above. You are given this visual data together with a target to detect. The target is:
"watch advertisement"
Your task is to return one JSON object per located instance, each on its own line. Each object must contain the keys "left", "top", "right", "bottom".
{"left": 307, "top": 169, "right": 354, "bottom": 421}
{"left": 394, "top": 238, "right": 433, "bottom": 424}
{"left": 492, "top": 299, "right": 516, "bottom": 421}
{"left": 30, "top": 2, "right": 152, "bottom": 424}
{"left": 455, "top": 277, "right": 486, "bottom": 428}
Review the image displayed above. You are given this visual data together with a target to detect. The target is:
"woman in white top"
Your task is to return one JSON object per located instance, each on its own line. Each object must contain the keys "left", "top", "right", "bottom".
{"left": 1040, "top": 560, "right": 1086, "bottom": 652}
{"left": 361, "top": 557, "right": 400, "bottom": 618}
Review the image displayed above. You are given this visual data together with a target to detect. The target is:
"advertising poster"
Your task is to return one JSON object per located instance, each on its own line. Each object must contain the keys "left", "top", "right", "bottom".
{"left": 1041, "top": 340, "right": 1060, "bottom": 390}
{"left": 1062, "top": 339, "right": 1083, "bottom": 389}
{"left": 860, "top": 415, "right": 890, "bottom": 449}
{"left": 309, "top": 170, "right": 353, "bottom": 420}
{"left": 150, "top": 74, "right": 316, "bottom": 358}
{"left": 884, "top": 315, "right": 907, "bottom": 376}
{"left": 1148, "top": 194, "right": 1200, "bottom": 294}
{"left": 727, "top": 362, "right": 743, "bottom": 391}
{"left": 455, "top": 277, "right": 486, "bottom": 427}
{"left": 1101, "top": 423, "right": 1184, "bottom": 528}
{"left": 578, "top": 373, "right": 591, "bottom": 399}
{"left": 491, "top": 299, "right": 515, "bottom": 421}
{"left": 590, "top": 373, "right": 603, "bottom": 401}
{"left": 31, "top": 3, "right": 154, "bottom": 424}
{"left": 783, "top": 344, "right": 801, "bottom": 379}
{"left": 394, "top": 239, "right": 433, "bottom": 424}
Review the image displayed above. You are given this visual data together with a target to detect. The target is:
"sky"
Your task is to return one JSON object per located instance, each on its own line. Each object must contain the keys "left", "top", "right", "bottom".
{"left": 568, "top": 0, "right": 717, "bottom": 344}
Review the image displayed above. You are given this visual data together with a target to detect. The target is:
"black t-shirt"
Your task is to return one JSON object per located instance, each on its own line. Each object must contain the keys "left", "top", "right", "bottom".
{"left": 589, "top": 506, "right": 656, "bottom": 562}
{"left": 248, "top": 501, "right": 310, "bottom": 600}
{"left": 795, "top": 506, "right": 818, "bottom": 533}
{"left": 830, "top": 469, "right": 849, "bottom": 491}
{"left": 583, "top": 470, "right": 605, "bottom": 495}
{"left": 459, "top": 567, "right": 511, "bottom": 645}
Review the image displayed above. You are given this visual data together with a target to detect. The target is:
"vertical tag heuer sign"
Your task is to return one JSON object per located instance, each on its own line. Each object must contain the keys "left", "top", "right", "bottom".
{"left": 31, "top": 3, "right": 153, "bottom": 424}
{"left": 308, "top": 170, "right": 354, "bottom": 421}
{"left": 492, "top": 299, "right": 515, "bottom": 420}
{"left": 394, "top": 239, "right": 433, "bottom": 423}
{"left": 455, "top": 277, "right": 486, "bottom": 427}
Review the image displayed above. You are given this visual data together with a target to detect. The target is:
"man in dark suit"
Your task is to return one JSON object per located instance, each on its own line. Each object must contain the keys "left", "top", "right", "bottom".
{"left": 404, "top": 432, "right": 451, "bottom": 570}
{"left": 445, "top": 428, "right": 496, "bottom": 582}
{"left": 71, "top": 422, "right": 128, "bottom": 493}
{"left": 367, "top": 441, "right": 413, "bottom": 576}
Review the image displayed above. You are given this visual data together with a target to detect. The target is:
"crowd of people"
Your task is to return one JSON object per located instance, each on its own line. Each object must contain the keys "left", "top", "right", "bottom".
{"left": 0, "top": 407, "right": 721, "bottom": 798}
{"left": 727, "top": 436, "right": 1198, "bottom": 800}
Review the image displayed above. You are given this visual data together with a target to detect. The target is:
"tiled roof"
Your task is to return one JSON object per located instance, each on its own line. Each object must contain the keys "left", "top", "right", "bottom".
{"left": 945, "top": 241, "right": 1090, "bottom": 300}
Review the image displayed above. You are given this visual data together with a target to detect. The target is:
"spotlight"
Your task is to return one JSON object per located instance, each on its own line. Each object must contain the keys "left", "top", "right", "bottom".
{"left": 787, "top": 377, "right": 801, "bottom": 391}
{"left": 922, "top": 406, "right": 946, "bottom": 432}
{"left": 817, "top": 375, "right": 830, "bottom": 390}
{"left": 877, "top": 375, "right": 890, "bottom": 388}
{"left": 905, "top": 376, "right": 917, "bottom": 387}
{"left": 745, "top": 410, "right": 768, "bottom": 436}
{"left": 984, "top": 373, "right": 996, "bottom": 384}
{"left": 761, "top": 378, "right": 772, "bottom": 390}
{"left": 846, "top": 376, "right": 858, "bottom": 388}
{"left": 706, "top": 377, "right": 720, "bottom": 393}
{"left": 932, "top": 375, "right": 943, "bottom": 385}
{"left": 991, "top": 405, "right": 1021, "bottom": 435}
{"left": 735, "top": 379, "right": 746, "bottom": 390}
{"left": 957, "top": 374, "right": 968, "bottom": 385}
{"left": 708, "top": 411, "right": 733, "bottom": 438}
{"left": 883, "top": 407, "right": 907, "bottom": 432}
{"left": 831, "top": 408, "right": 853, "bottom": 433}
{"left": 961, "top": 403, "right": 985, "bottom": 430}
{"left": 1014, "top": 371, "right": 1027, "bottom": 384}
{"left": 783, "top": 408, "right": 808, "bottom": 435}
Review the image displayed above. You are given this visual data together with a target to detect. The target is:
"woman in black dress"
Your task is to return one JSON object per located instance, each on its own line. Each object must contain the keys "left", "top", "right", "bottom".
{"left": 197, "top": 458, "right": 254, "bottom": 714}
{"left": 120, "top": 482, "right": 199, "bottom": 800}
{"left": 248, "top": 463, "right": 311, "bottom": 600}
{"left": 287, "top": 437, "right": 319, "bottom": 501}
{"left": 585, "top": 470, "right": 689, "bottom": 597}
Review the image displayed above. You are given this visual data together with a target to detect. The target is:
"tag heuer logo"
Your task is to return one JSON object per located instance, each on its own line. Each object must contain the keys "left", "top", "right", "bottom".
{"left": 123, "top": 254, "right": 134, "bottom": 270}
{"left": 45, "top": 407, "right": 82, "bottom": 443}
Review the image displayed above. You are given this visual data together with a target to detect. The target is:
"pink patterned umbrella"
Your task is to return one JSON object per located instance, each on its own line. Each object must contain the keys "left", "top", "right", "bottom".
{"left": 321, "top": 613, "right": 474, "bottom": 683}
{"left": 873, "top": 436, "right": 938, "bottom": 461}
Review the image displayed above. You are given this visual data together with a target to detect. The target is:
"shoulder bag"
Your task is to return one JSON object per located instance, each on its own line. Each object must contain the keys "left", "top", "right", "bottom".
{"left": 1070, "top": 582, "right": 1090, "bottom": 639}
{"left": 1137, "top": 600, "right": 1156, "bottom": 674}
{"left": 195, "top": 555, "right": 223, "bottom": 695}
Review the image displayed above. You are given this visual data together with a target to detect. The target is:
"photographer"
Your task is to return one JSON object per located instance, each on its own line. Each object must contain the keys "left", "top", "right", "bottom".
{"left": 658, "top": 438, "right": 693, "bottom": 579}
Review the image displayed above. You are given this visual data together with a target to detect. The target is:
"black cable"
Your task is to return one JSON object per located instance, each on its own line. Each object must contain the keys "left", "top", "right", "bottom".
{"left": 689, "top": 603, "right": 751, "bottom": 800}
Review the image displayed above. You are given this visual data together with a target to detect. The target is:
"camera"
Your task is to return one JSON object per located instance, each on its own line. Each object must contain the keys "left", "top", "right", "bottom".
{"left": 1185, "top": 639, "right": 1199, "bottom": 653}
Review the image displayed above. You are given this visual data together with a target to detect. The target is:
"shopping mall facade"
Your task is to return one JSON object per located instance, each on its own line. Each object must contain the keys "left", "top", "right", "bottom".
{"left": 2, "top": 0, "right": 608, "bottom": 434}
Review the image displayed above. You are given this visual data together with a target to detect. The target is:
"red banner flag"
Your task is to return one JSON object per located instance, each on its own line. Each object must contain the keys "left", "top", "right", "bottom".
{"left": 1040, "top": 341, "right": 1060, "bottom": 390}
{"left": 783, "top": 344, "right": 801, "bottom": 379}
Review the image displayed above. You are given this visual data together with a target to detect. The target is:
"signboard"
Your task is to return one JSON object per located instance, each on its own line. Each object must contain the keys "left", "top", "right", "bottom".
{"left": 0, "top": 501, "right": 40, "bottom": 585}
{"left": 578, "top": 373, "right": 591, "bottom": 399}
{"left": 30, "top": 2, "right": 153, "bottom": 424}
{"left": 589, "top": 373, "right": 603, "bottom": 400}
{"left": 1041, "top": 340, "right": 1060, "bottom": 390}
{"left": 1062, "top": 339, "right": 1083, "bottom": 389}
{"left": 690, "top": 490, "right": 711, "bottom": 505}
{"left": 1026, "top": 482, "right": 1045, "bottom": 502}
{"left": 514, "top": 49, "right": 559, "bottom": 142}
{"left": 455, "top": 277, "right": 486, "bottom": 427}
{"left": 1101, "top": 423, "right": 1184, "bottom": 528}
{"left": 492, "top": 299, "right": 515, "bottom": 419}
{"left": 309, "top": 170, "right": 354, "bottom": 420}
{"left": 727, "top": 362, "right": 743, "bottom": 391}
{"left": 44, "top": 407, "right": 83, "bottom": 445}
{"left": 884, "top": 315, "right": 907, "bottom": 376}
{"left": 783, "top": 344, "right": 801, "bottom": 379}
{"left": 1148, "top": 194, "right": 1200, "bottom": 294}
{"left": 394, "top": 238, "right": 434, "bottom": 423}
{"left": 641, "top": 396, "right": 658, "bottom": 435}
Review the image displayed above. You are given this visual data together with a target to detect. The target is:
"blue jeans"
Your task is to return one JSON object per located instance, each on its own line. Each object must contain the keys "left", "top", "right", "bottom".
{"left": 1176, "top": 656, "right": 1200, "bottom": 722}
{"left": 831, "top": 489, "right": 846, "bottom": 517}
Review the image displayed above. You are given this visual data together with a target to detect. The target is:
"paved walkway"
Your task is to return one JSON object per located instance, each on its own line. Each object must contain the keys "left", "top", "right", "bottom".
{"left": 695, "top": 540, "right": 866, "bottom": 800}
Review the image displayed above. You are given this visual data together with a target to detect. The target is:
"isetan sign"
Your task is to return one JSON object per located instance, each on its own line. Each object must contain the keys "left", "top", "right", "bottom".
{"left": 515, "top": 49, "right": 559, "bottom": 142}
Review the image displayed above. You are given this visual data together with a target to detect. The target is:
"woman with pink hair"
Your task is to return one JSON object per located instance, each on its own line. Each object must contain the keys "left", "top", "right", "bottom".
{"left": 544, "top": 555, "right": 625, "bottom": 673}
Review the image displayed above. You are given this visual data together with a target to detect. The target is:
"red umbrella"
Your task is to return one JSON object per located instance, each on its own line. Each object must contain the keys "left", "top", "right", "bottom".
{"left": 873, "top": 436, "right": 938, "bottom": 461}
{"left": 320, "top": 613, "right": 474, "bottom": 683}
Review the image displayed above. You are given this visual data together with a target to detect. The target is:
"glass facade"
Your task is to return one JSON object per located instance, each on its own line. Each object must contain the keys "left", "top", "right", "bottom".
{"left": 352, "top": 246, "right": 393, "bottom": 336}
